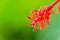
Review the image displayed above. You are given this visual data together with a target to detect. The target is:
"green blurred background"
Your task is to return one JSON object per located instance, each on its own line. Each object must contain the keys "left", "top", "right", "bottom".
{"left": 0, "top": 0, "right": 60, "bottom": 40}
